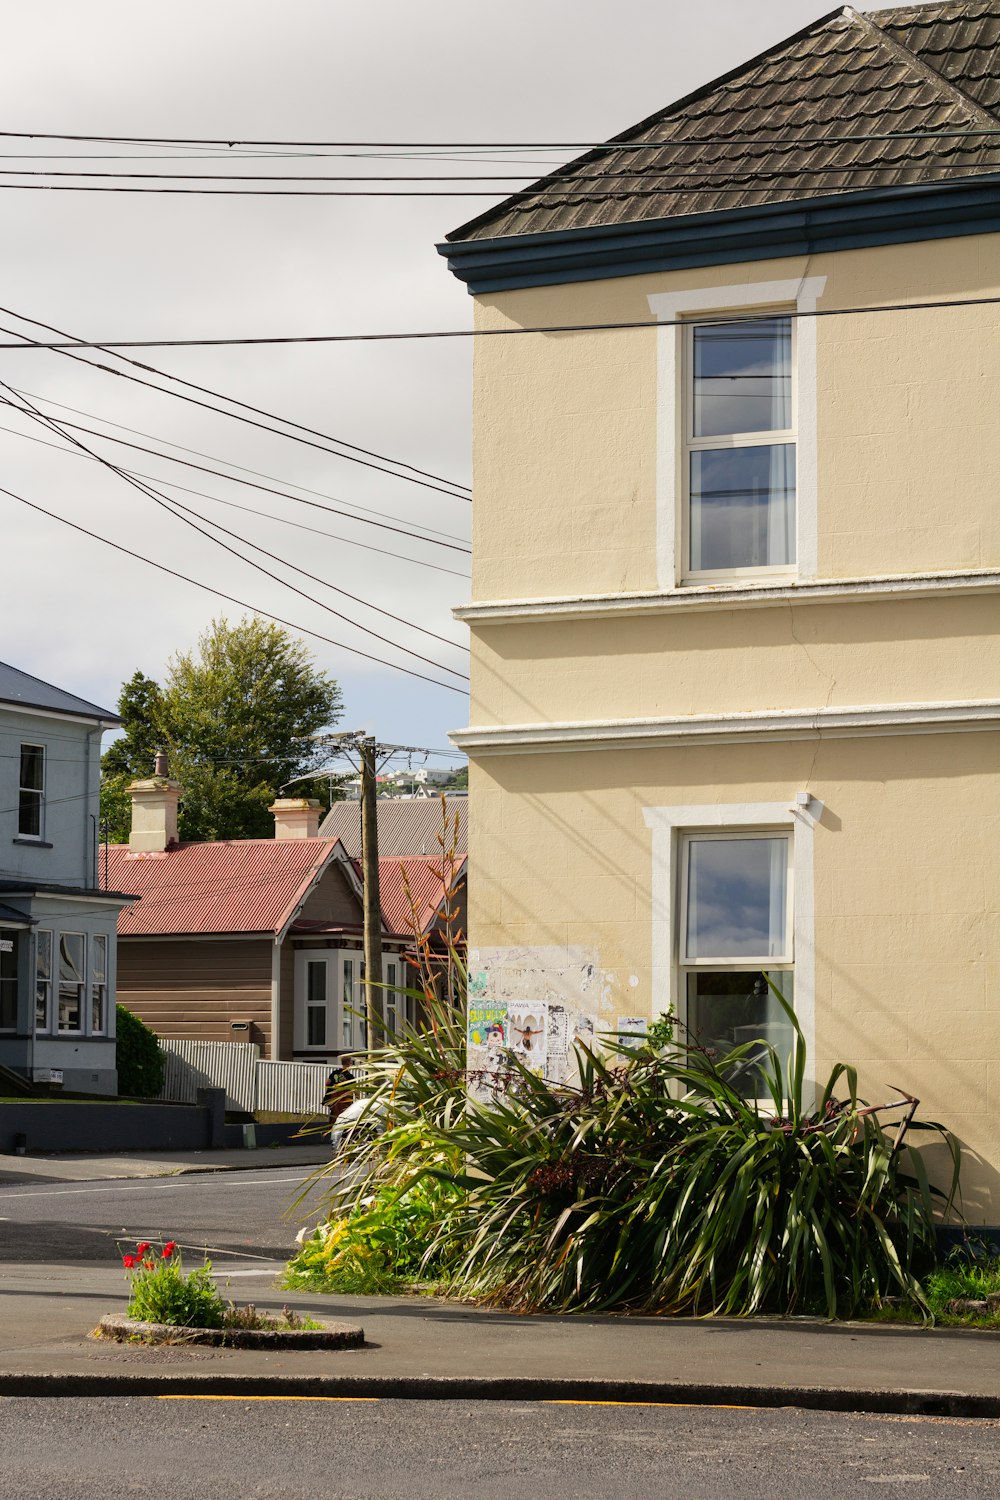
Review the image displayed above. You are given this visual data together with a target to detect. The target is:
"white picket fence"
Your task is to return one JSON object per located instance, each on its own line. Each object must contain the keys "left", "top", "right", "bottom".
{"left": 157, "top": 1038, "right": 329, "bottom": 1115}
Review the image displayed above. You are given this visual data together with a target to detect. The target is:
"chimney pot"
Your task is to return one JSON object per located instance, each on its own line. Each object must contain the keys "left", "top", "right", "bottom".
{"left": 154, "top": 749, "right": 169, "bottom": 778}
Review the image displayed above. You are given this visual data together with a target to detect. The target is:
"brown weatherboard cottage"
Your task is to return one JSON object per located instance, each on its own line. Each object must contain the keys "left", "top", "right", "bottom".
{"left": 106, "top": 769, "right": 465, "bottom": 1064}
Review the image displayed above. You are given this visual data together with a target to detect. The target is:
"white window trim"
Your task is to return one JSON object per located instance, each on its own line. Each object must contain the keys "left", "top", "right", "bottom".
{"left": 18, "top": 742, "right": 46, "bottom": 841}
{"left": 679, "top": 830, "right": 794, "bottom": 969}
{"left": 648, "top": 277, "right": 826, "bottom": 590}
{"left": 642, "top": 800, "right": 817, "bottom": 1094}
{"left": 56, "top": 930, "right": 87, "bottom": 1036}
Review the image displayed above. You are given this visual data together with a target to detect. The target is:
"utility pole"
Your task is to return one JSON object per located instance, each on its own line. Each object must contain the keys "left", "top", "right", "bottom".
{"left": 359, "top": 735, "right": 383, "bottom": 1052}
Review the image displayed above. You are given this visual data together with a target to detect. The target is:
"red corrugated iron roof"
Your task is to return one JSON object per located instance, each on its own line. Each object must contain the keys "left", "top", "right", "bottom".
{"left": 370, "top": 854, "right": 467, "bottom": 938}
{"left": 105, "top": 839, "right": 342, "bottom": 937}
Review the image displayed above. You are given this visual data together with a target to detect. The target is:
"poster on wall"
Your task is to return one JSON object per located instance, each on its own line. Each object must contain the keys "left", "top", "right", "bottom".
{"left": 506, "top": 1000, "right": 548, "bottom": 1076}
{"left": 617, "top": 1016, "right": 648, "bottom": 1053}
{"left": 545, "top": 1006, "right": 599, "bottom": 1087}
{"left": 467, "top": 1002, "right": 509, "bottom": 1100}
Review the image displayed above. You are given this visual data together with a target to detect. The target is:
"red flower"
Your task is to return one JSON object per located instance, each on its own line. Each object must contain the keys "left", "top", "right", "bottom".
{"left": 162, "top": 1241, "right": 176, "bottom": 1258}
{"left": 136, "top": 1242, "right": 150, "bottom": 1255}
{"left": 122, "top": 1255, "right": 135, "bottom": 1269}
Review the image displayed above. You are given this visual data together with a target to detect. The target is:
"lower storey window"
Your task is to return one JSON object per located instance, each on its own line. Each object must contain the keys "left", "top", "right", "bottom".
{"left": 680, "top": 830, "right": 793, "bottom": 1092}
{"left": 0, "top": 936, "right": 17, "bottom": 1029}
{"left": 58, "top": 933, "right": 86, "bottom": 1033}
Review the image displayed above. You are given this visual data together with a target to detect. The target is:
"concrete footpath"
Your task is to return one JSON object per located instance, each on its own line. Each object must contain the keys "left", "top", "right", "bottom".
{"left": 0, "top": 1143, "right": 331, "bottom": 1183}
{"left": 2, "top": 1146, "right": 999, "bottom": 1416}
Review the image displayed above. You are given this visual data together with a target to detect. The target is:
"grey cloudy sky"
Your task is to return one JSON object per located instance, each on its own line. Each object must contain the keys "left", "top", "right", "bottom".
{"left": 0, "top": 0, "right": 833, "bottom": 764}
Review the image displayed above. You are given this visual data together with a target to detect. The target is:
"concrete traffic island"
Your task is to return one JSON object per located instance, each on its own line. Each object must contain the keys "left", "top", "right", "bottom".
{"left": 93, "top": 1314, "right": 365, "bottom": 1350}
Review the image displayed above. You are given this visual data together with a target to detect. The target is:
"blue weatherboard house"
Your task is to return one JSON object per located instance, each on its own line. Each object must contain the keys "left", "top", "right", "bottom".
{"left": 0, "top": 661, "right": 134, "bottom": 1095}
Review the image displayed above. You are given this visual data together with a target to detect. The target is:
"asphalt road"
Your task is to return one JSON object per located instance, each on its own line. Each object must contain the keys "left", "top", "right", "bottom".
{"left": 1, "top": 1398, "right": 998, "bottom": 1500}
{"left": 0, "top": 1169, "right": 329, "bottom": 1266}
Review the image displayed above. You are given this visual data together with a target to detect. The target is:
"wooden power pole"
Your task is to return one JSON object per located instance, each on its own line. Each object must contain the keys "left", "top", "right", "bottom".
{"left": 359, "top": 735, "right": 383, "bottom": 1051}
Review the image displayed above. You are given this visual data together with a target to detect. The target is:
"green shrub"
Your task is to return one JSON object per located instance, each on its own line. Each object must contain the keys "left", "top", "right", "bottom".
{"left": 306, "top": 968, "right": 960, "bottom": 1321}
{"left": 284, "top": 1151, "right": 462, "bottom": 1295}
{"left": 115, "top": 1004, "right": 165, "bottom": 1097}
{"left": 121, "top": 1240, "right": 225, "bottom": 1327}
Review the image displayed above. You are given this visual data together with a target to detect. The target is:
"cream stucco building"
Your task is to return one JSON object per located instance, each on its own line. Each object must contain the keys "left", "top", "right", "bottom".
{"left": 440, "top": 1, "right": 1000, "bottom": 1222}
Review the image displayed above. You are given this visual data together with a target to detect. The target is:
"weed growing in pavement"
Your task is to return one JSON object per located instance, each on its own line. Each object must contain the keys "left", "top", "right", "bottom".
{"left": 120, "top": 1240, "right": 226, "bottom": 1328}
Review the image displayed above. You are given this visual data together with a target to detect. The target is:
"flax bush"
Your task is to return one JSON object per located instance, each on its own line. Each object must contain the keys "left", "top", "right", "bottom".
{"left": 301, "top": 963, "right": 959, "bottom": 1320}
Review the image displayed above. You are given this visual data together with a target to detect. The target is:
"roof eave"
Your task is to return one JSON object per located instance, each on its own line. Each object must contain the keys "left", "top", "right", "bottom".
{"left": 438, "top": 172, "right": 1000, "bottom": 295}
{"left": 444, "top": 5, "right": 852, "bottom": 244}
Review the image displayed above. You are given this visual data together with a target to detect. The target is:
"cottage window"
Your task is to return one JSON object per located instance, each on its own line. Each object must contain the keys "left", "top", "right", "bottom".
{"left": 384, "top": 960, "right": 399, "bottom": 1037}
{"left": 35, "top": 930, "right": 52, "bottom": 1032}
{"left": 57, "top": 932, "right": 86, "bottom": 1033}
{"left": 0, "top": 934, "right": 17, "bottom": 1030}
{"left": 684, "top": 316, "right": 796, "bottom": 580}
{"left": 18, "top": 744, "right": 45, "bottom": 839}
{"left": 679, "top": 832, "right": 794, "bottom": 1090}
{"left": 305, "top": 959, "right": 327, "bottom": 1047}
{"left": 341, "top": 956, "right": 366, "bottom": 1051}
{"left": 91, "top": 934, "right": 108, "bottom": 1034}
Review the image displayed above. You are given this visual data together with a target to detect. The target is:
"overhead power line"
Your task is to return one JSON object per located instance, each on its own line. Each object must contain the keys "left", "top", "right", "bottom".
{"left": 0, "top": 169, "right": 996, "bottom": 196}
{"left": 0, "top": 303, "right": 471, "bottom": 501}
{"left": 1, "top": 159, "right": 997, "bottom": 183}
{"left": 0, "top": 384, "right": 470, "bottom": 548}
{"left": 0, "top": 413, "right": 470, "bottom": 578}
{"left": 0, "top": 382, "right": 469, "bottom": 684}
{"left": 1, "top": 128, "right": 999, "bottom": 147}
{"left": 0, "top": 480, "right": 466, "bottom": 695}
{"left": 0, "top": 294, "right": 995, "bottom": 351}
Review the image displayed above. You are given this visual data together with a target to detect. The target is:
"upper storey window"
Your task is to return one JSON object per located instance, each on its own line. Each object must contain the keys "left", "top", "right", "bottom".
{"left": 684, "top": 315, "right": 796, "bottom": 581}
{"left": 18, "top": 744, "right": 45, "bottom": 839}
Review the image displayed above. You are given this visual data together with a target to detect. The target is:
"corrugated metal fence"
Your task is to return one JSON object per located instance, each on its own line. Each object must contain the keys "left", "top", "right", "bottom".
{"left": 254, "top": 1058, "right": 330, "bottom": 1114}
{"left": 157, "top": 1039, "right": 328, "bottom": 1115}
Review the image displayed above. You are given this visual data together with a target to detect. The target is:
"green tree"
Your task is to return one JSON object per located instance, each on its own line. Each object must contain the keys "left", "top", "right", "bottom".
{"left": 101, "top": 617, "right": 343, "bottom": 842}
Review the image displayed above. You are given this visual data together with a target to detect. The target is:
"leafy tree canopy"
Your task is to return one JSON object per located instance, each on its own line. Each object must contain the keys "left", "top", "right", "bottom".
{"left": 101, "top": 616, "right": 343, "bottom": 842}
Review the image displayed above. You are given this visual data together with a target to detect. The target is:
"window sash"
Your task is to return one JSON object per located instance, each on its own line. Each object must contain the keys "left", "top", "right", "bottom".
{"left": 679, "top": 831, "right": 793, "bottom": 968}
{"left": 683, "top": 316, "right": 797, "bottom": 582}
{"left": 304, "top": 959, "right": 327, "bottom": 1048}
{"left": 91, "top": 934, "right": 108, "bottom": 1034}
{"left": 18, "top": 744, "right": 45, "bottom": 839}
{"left": 35, "top": 929, "right": 52, "bottom": 1033}
{"left": 0, "top": 934, "right": 17, "bottom": 1030}
{"left": 58, "top": 932, "right": 86, "bottom": 1033}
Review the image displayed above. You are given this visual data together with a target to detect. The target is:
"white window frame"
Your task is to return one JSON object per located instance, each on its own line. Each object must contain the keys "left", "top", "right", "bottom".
{"left": 682, "top": 316, "right": 797, "bottom": 585}
{"left": 678, "top": 830, "right": 794, "bottom": 971}
{"left": 18, "top": 742, "right": 45, "bottom": 841}
{"left": 35, "top": 928, "right": 53, "bottom": 1034}
{"left": 648, "top": 276, "right": 826, "bottom": 590}
{"left": 643, "top": 800, "right": 817, "bottom": 1090}
{"left": 292, "top": 947, "right": 367, "bottom": 1054}
{"left": 90, "top": 933, "right": 108, "bottom": 1036}
{"left": 57, "top": 931, "right": 87, "bottom": 1035}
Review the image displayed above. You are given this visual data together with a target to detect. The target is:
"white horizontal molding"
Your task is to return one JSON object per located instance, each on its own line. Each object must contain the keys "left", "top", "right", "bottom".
{"left": 454, "top": 568, "right": 1000, "bottom": 626}
{"left": 452, "top": 699, "right": 1000, "bottom": 756}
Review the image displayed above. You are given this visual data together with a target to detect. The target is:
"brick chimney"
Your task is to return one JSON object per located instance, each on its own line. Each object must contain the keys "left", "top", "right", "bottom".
{"left": 269, "top": 797, "right": 322, "bottom": 839}
{"left": 127, "top": 752, "right": 184, "bottom": 853}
